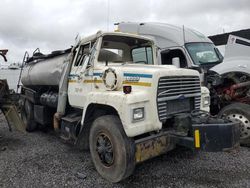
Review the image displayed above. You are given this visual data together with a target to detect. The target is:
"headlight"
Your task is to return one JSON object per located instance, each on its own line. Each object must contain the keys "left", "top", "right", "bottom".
{"left": 132, "top": 107, "right": 144, "bottom": 121}
{"left": 202, "top": 96, "right": 210, "bottom": 107}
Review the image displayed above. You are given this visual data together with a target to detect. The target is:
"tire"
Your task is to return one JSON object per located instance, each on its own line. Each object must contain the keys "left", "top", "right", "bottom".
{"left": 20, "top": 99, "right": 37, "bottom": 132}
{"left": 89, "top": 115, "right": 135, "bottom": 182}
{"left": 218, "top": 103, "right": 250, "bottom": 145}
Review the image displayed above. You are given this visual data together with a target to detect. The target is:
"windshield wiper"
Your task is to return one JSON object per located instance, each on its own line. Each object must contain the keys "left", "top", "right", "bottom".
{"left": 212, "top": 59, "right": 223, "bottom": 64}
{"left": 199, "top": 60, "right": 222, "bottom": 65}
{"left": 198, "top": 60, "right": 207, "bottom": 64}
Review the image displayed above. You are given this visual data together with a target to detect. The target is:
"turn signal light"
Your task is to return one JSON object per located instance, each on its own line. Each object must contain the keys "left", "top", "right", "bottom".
{"left": 123, "top": 85, "right": 132, "bottom": 94}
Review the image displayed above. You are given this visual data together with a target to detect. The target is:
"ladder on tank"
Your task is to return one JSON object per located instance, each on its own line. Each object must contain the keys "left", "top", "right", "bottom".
{"left": 16, "top": 48, "right": 40, "bottom": 92}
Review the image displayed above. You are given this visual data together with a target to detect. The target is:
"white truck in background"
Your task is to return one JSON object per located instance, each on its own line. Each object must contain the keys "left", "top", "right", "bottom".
{"left": 117, "top": 22, "right": 250, "bottom": 145}
{"left": 211, "top": 35, "right": 250, "bottom": 75}
{"left": 20, "top": 31, "right": 239, "bottom": 182}
{"left": 211, "top": 35, "right": 250, "bottom": 144}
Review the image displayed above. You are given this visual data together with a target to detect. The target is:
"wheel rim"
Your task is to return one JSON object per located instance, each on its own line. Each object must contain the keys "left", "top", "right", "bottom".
{"left": 227, "top": 113, "right": 250, "bottom": 139}
{"left": 96, "top": 133, "right": 114, "bottom": 167}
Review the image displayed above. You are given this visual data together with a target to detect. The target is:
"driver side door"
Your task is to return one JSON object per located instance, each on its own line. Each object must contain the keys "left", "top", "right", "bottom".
{"left": 68, "top": 43, "right": 93, "bottom": 108}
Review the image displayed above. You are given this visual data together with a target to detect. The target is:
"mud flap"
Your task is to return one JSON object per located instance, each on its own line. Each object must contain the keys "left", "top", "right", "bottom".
{"left": 1, "top": 104, "right": 26, "bottom": 132}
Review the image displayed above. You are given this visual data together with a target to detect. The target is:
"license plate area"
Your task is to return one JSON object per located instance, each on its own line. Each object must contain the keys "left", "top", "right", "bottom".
{"left": 166, "top": 98, "right": 194, "bottom": 116}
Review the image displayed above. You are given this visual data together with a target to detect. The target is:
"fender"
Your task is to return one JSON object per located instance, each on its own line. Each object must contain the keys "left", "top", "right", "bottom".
{"left": 80, "top": 91, "right": 161, "bottom": 137}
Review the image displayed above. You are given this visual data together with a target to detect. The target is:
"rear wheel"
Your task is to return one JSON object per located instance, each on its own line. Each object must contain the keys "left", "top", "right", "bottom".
{"left": 218, "top": 103, "right": 250, "bottom": 145}
{"left": 89, "top": 115, "right": 135, "bottom": 182}
{"left": 20, "top": 99, "right": 37, "bottom": 132}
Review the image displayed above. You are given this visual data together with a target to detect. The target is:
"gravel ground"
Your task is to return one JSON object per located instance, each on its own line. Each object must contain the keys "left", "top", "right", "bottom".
{"left": 1, "top": 114, "right": 250, "bottom": 188}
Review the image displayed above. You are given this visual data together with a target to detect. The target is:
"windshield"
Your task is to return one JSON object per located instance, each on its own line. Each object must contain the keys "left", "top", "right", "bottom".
{"left": 185, "top": 43, "right": 223, "bottom": 65}
{"left": 98, "top": 35, "right": 153, "bottom": 64}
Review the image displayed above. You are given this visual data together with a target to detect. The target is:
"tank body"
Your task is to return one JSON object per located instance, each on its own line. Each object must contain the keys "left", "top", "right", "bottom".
{"left": 21, "top": 54, "right": 69, "bottom": 86}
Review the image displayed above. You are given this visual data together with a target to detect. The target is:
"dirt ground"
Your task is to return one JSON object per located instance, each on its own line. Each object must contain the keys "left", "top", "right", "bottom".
{"left": 1, "top": 114, "right": 250, "bottom": 188}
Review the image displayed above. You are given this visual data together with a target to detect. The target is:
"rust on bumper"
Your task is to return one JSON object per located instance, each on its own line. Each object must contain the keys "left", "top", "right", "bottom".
{"left": 135, "top": 133, "right": 175, "bottom": 163}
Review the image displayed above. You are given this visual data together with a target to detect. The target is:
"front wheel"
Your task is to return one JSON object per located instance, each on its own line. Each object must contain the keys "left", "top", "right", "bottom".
{"left": 218, "top": 103, "right": 250, "bottom": 145}
{"left": 89, "top": 115, "right": 135, "bottom": 182}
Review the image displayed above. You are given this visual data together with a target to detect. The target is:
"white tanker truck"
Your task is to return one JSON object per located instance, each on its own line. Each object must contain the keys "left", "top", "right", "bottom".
{"left": 20, "top": 31, "right": 239, "bottom": 182}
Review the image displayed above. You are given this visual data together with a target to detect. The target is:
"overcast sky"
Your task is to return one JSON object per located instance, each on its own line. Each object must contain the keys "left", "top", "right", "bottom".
{"left": 0, "top": 0, "right": 249, "bottom": 63}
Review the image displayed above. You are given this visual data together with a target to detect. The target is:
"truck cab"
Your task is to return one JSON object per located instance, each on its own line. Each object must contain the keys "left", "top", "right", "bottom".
{"left": 66, "top": 31, "right": 202, "bottom": 137}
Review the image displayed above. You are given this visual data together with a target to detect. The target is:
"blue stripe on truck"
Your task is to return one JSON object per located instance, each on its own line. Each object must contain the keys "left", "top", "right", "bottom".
{"left": 93, "top": 72, "right": 102, "bottom": 76}
{"left": 123, "top": 73, "right": 153, "bottom": 78}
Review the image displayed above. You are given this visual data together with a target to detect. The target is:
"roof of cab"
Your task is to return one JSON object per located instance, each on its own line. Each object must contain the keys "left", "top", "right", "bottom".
{"left": 79, "top": 30, "right": 155, "bottom": 45}
{"left": 117, "top": 22, "right": 213, "bottom": 48}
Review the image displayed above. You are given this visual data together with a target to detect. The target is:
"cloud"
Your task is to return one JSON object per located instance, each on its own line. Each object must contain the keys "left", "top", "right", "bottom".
{"left": 0, "top": 0, "right": 249, "bottom": 62}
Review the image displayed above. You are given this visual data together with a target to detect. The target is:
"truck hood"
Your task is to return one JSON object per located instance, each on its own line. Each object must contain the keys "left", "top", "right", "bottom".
{"left": 211, "top": 57, "right": 250, "bottom": 76}
{"left": 110, "top": 64, "right": 200, "bottom": 77}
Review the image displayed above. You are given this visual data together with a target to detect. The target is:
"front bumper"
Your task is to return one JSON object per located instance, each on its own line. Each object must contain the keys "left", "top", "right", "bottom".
{"left": 135, "top": 121, "right": 240, "bottom": 163}
{"left": 191, "top": 122, "right": 240, "bottom": 152}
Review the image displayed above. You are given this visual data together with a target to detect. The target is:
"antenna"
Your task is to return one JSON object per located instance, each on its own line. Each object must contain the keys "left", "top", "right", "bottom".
{"left": 182, "top": 25, "right": 186, "bottom": 44}
{"left": 74, "top": 32, "right": 80, "bottom": 45}
{"left": 182, "top": 25, "right": 188, "bottom": 68}
{"left": 107, "top": 0, "right": 110, "bottom": 31}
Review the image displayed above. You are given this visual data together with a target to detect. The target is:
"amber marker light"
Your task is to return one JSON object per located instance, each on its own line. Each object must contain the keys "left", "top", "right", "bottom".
{"left": 123, "top": 85, "right": 132, "bottom": 94}
{"left": 194, "top": 129, "right": 201, "bottom": 148}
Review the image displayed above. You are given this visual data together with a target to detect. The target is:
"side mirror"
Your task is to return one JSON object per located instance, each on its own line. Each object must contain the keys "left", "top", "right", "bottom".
{"left": 172, "top": 57, "right": 180, "bottom": 68}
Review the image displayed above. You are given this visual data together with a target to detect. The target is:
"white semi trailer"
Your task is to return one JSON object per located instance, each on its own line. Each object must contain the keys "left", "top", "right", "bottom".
{"left": 20, "top": 31, "right": 239, "bottom": 182}
{"left": 117, "top": 22, "right": 250, "bottom": 145}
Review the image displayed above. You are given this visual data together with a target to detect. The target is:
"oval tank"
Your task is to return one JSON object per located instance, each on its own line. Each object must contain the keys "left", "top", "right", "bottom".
{"left": 21, "top": 53, "right": 69, "bottom": 86}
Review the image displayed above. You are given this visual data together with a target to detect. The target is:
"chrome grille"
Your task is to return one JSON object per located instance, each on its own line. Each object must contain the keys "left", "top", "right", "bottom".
{"left": 157, "top": 76, "right": 201, "bottom": 121}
